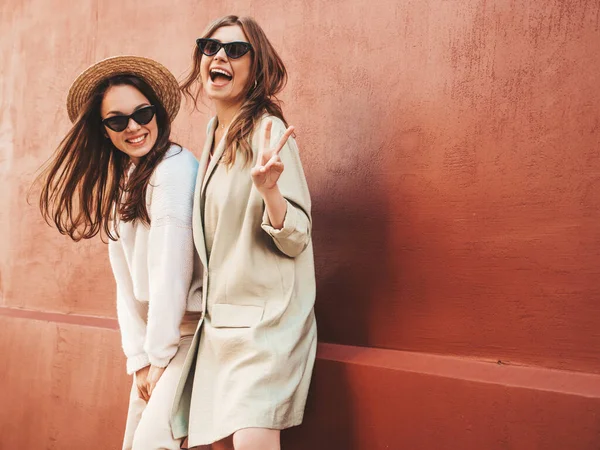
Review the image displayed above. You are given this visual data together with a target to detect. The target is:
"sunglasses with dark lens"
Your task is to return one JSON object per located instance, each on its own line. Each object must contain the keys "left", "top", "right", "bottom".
{"left": 102, "top": 105, "right": 156, "bottom": 132}
{"left": 196, "top": 38, "right": 253, "bottom": 59}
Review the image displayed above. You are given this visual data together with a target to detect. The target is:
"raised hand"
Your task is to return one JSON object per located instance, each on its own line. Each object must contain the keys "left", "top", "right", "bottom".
{"left": 251, "top": 119, "right": 295, "bottom": 192}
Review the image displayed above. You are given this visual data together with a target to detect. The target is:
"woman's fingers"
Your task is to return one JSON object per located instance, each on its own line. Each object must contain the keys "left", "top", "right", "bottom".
{"left": 263, "top": 159, "right": 284, "bottom": 174}
{"left": 251, "top": 164, "right": 284, "bottom": 191}
{"left": 251, "top": 166, "right": 260, "bottom": 178}
{"left": 252, "top": 121, "right": 292, "bottom": 188}
{"left": 274, "top": 126, "right": 294, "bottom": 155}
{"left": 146, "top": 365, "right": 166, "bottom": 399}
{"left": 147, "top": 378, "right": 157, "bottom": 397}
{"left": 140, "top": 384, "right": 149, "bottom": 401}
{"left": 134, "top": 365, "right": 150, "bottom": 402}
{"left": 257, "top": 122, "right": 294, "bottom": 171}
{"left": 137, "top": 384, "right": 149, "bottom": 402}
{"left": 252, "top": 156, "right": 284, "bottom": 178}
{"left": 256, "top": 119, "right": 273, "bottom": 168}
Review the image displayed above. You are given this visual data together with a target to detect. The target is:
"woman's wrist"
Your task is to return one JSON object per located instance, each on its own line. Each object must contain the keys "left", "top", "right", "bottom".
{"left": 261, "top": 185, "right": 287, "bottom": 229}
{"left": 258, "top": 184, "right": 281, "bottom": 201}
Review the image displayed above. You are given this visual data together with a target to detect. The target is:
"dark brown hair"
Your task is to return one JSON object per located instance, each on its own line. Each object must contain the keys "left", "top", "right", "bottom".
{"left": 36, "top": 75, "right": 175, "bottom": 242}
{"left": 181, "top": 15, "right": 288, "bottom": 166}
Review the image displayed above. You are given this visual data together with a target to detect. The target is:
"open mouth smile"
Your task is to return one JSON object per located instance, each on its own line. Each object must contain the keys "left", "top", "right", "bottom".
{"left": 209, "top": 68, "right": 233, "bottom": 86}
{"left": 125, "top": 134, "right": 147, "bottom": 146}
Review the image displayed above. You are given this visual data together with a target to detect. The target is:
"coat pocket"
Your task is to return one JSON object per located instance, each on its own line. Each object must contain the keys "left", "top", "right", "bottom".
{"left": 210, "top": 304, "right": 264, "bottom": 328}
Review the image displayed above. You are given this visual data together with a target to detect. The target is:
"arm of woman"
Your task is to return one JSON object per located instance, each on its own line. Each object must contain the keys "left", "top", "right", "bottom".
{"left": 253, "top": 118, "right": 312, "bottom": 258}
{"left": 108, "top": 239, "right": 152, "bottom": 401}
{"left": 145, "top": 150, "right": 199, "bottom": 381}
{"left": 109, "top": 239, "right": 150, "bottom": 373}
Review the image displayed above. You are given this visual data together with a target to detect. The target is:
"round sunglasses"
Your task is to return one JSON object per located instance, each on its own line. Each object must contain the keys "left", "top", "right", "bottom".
{"left": 196, "top": 38, "right": 253, "bottom": 59}
{"left": 102, "top": 105, "right": 156, "bottom": 132}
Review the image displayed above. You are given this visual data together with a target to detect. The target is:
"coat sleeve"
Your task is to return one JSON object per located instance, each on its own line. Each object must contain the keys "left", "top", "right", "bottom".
{"left": 259, "top": 117, "right": 313, "bottom": 258}
{"left": 145, "top": 149, "right": 199, "bottom": 368}
{"left": 108, "top": 239, "right": 150, "bottom": 375}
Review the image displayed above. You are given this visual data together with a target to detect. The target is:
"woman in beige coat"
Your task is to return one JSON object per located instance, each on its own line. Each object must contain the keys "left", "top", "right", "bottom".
{"left": 171, "top": 15, "right": 317, "bottom": 450}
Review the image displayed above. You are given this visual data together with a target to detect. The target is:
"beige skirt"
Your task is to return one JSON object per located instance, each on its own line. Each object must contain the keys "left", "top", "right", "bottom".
{"left": 122, "top": 312, "right": 202, "bottom": 450}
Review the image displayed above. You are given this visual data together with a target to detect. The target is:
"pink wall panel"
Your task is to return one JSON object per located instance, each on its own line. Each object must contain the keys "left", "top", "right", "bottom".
{"left": 0, "top": 316, "right": 129, "bottom": 449}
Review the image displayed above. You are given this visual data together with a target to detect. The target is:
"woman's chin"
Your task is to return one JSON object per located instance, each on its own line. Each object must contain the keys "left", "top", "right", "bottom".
{"left": 121, "top": 142, "right": 154, "bottom": 162}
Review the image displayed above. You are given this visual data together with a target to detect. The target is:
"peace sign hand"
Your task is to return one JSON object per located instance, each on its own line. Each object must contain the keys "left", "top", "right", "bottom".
{"left": 251, "top": 119, "right": 295, "bottom": 193}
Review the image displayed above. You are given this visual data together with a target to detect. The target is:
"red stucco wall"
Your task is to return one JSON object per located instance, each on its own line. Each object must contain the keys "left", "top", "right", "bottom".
{"left": 1, "top": 0, "right": 600, "bottom": 448}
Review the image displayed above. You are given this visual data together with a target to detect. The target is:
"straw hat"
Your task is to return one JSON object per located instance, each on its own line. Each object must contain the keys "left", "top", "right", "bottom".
{"left": 66, "top": 55, "right": 181, "bottom": 123}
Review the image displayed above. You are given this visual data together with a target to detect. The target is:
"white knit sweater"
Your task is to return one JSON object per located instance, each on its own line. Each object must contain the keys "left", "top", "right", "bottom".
{"left": 108, "top": 146, "right": 203, "bottom": 374}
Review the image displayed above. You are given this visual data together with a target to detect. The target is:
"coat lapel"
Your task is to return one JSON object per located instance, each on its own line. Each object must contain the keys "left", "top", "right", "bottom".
{"left": 191, "top": 119, "right": 216, "bottom": 268}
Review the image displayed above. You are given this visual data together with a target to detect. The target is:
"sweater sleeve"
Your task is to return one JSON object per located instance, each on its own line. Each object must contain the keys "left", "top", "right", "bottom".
{"left": 145, "top": 149, "right": 199, "bottom": 368}
{"left": 108, "top": 239, "right": 150, "bottom": 375}
{"left": 260, "top": 118, "right": 313, "bottom": 258}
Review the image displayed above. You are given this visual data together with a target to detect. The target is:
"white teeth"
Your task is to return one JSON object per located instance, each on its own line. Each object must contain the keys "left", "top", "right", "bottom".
{"left": 210, "top": 68, "right": 232, "bottom": 77}
{"left": 128, "top": 135, "right": 145, "bottom": 144}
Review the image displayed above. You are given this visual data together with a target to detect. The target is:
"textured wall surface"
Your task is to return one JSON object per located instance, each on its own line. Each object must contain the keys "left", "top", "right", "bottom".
{"left": 1, "top": 0, "right": 600, "bottom": 449}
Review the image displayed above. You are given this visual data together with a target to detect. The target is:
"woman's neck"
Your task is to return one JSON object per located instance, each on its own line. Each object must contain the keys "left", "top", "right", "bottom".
{"left": 214, "top": 100, "right": 244, "bottom": 131}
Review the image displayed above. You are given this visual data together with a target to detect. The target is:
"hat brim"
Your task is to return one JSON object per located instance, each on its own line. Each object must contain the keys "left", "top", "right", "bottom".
{"left": 66, "top": 55, "right": 181, "bottom": 123}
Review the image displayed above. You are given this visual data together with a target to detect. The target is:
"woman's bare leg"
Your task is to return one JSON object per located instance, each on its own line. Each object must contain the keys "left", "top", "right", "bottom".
{"left": 233, "top": 428, "right": 280, "bottom": 450}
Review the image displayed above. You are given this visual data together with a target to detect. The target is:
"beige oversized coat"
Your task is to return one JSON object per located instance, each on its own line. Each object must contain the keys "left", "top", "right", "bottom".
{"left": 171, "top": 116, "right": 317, "bottom": 446}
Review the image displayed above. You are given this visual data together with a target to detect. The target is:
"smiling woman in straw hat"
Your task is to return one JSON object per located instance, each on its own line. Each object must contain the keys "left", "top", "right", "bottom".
{"left": 35, "top": 55, "right": 203, "bottom": 450}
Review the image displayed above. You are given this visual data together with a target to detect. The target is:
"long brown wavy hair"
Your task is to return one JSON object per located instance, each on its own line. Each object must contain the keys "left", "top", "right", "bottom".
{"left": 36, "top": 75, "right": 176, "bottom": 242}
{"left": 180, "top": 15, "right": 288, "bottom": 166}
